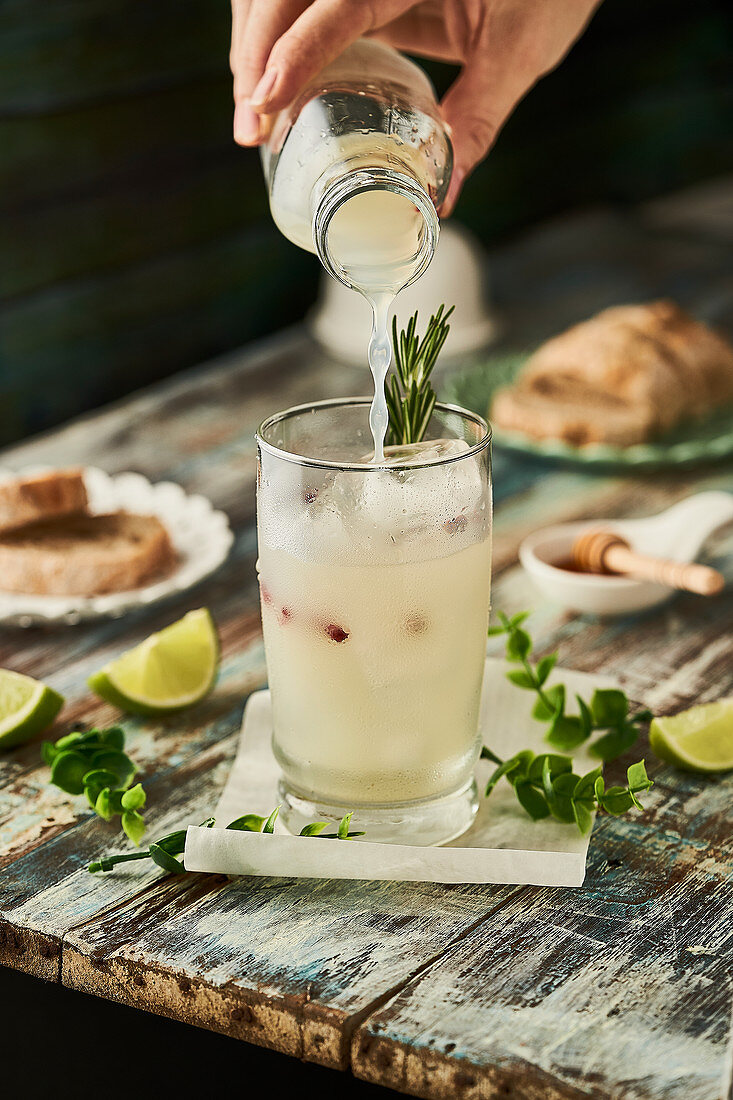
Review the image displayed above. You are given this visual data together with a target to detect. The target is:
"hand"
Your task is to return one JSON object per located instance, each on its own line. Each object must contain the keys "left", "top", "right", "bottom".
{"left": 230, "top": 1, "right": 601, "bottom": 212}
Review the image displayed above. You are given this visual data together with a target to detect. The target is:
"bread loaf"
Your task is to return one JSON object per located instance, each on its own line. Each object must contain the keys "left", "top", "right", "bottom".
{"left": 491, "top": 301, "right": 733, "bottom": 447}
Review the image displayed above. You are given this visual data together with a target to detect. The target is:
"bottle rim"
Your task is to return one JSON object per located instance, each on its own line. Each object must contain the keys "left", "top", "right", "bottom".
{"left": 312, "top": 167, "right": 440, "bottom": 293}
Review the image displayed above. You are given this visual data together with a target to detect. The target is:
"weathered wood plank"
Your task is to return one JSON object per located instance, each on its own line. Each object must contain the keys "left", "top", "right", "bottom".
{"left": 352, "top": 814, "right": 732, "bottom": 1100}
{"left": 0, "top": 730, "right": 239, "bottom": 978}
{"left": 62, "top": 873, "right": 522, "bottom": 1071}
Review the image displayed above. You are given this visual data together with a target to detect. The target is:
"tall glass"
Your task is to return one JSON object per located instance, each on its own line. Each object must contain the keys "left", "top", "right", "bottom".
{"left": 256, "top": 399, "right": 492, "bottom": 845}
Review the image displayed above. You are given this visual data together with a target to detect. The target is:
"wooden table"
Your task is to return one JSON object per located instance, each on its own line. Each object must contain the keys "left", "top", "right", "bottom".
{"left": 1, "top": 185, "right": 732, "bottom": 1100}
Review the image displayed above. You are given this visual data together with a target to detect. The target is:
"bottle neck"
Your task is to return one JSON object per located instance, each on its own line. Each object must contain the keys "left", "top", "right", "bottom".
{"left": 312, "top": 167, "right": 439, "bottom": 292}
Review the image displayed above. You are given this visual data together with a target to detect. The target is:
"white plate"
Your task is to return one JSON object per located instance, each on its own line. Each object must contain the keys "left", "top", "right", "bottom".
{"left": 0, "top": 466, "right": 234, "bottom": 626}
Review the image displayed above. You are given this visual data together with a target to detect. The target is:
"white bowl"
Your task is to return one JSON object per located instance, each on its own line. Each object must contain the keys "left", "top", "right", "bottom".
{"left": 519, "top": 523, "right": 670, "bottom": 617}
{"left": 519, "top": 492, "right": 733, "bottom": 617}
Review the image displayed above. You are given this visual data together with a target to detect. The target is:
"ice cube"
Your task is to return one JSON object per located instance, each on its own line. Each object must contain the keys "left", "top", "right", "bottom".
{"left": 355, "top": 438, "right": 486, "bottom": 537}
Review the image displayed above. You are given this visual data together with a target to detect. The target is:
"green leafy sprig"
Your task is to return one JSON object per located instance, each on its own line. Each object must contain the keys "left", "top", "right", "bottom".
{"left": 481, "top": 747, "right": 653, "bottom": 835}
{"left": 42, "top": 726, "right": 147, "bottom": 845}
{"left": 386, "top": 305, "right": 454, "bottom": 446}
{"left": 489, "top": 612, "right": 653, "bottom": 759}
{"left": 88, "top": 808, "right": 364, "bottom": 874}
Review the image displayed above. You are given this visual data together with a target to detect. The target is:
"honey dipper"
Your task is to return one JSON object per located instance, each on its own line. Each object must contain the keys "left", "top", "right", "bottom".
{"left": 572, "top": 529, "right": 724, "bottom": 596}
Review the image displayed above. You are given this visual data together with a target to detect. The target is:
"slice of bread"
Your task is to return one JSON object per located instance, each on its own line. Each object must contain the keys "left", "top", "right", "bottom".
{"left": 0, "top": 469, "right": 88, "bottom": 534}
{"left": 0, "top": 512, "right": 177, "bottom": 596}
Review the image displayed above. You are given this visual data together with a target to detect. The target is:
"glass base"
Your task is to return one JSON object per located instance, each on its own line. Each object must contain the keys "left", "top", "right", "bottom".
{"left": 277, "top": 778, "right": 478, "bottom": 847}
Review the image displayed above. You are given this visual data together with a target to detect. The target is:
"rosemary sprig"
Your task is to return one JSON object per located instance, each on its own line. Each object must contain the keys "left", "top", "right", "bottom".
{"left": 386, "top": 304, "right": 454, "bottom": 445}
{"left": 87, "top": 808, "right": 364, "bottom": 874}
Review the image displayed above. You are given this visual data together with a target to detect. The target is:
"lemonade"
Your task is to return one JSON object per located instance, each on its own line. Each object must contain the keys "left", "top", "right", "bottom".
{"left": 257, "top": 406, "right": 492, "bottom": 844}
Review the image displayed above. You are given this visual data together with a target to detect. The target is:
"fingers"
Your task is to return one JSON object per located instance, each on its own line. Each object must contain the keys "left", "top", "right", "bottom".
{"left": 231, "top": 0, "right": 308, "bottom": 145}
{"left": 440, "top": 1, "right": 600, "bottom": 215}
{"left": 249, "top": 0, "right": 418, "bottom": 116}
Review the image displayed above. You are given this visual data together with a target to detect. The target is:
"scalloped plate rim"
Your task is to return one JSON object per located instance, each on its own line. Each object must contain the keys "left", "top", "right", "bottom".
{"left": 0, "top": 465, "right": 234, "bottom": 626}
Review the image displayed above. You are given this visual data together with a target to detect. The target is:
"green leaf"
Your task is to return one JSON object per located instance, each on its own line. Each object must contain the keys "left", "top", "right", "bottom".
{"left": 506, "top": 750, "right": 534, "bottom": 785}
{"left": 50, "top": 751, "right": 90, "bottom": 795}
{"left": 535, "top": 653, "right": 558, "bottom": 686}
{"left": 627, "top": 760, "right": 652, "bottom": 792}
{"left": 506, "top": 670, "right": 536, "bottom": 690}
{"left": 508, "top": 612, "right": 530, "bottom": 628}
{"left": 263, "top": 807, "right": 279, "bottom": 834}
{"left": 574, "top": 766, "right": 603, "bottom": 802}
{"left": 89, "top": 750, "right": 136, "bottom": 789}
{"left": 600, "top": 786, "right": 635, "bottom": 815}
{"left": 630, "top": 708, "right": 653, "bottom": 725}
{"left": 528, "top": 753, "right": 572, "bottom": 782}
{"left": 506, "top": 628, "right": 531, "bottom": 662}
{"left": 54, "top": 731, "right": 87, "bottom": 752}
{"left": 514, "top": 782, "right": 550, "bottom": 820}
{"left": 337, "top": 812, "right": 354, "bottom": 839}
{"left": 121, "top": 783, "right": 146, "bottom": 811}
{"left": 547, "top": 794, "right": 576, "bottom": 824}
{"left": 572, "top": 799, "right": 595, "bottom": 835}
{"left": 576, "top": 695, "right": 593, "bottom": 737}
{"left": 480, "top": 746, "right": 503, "bottom": 765}
{"left": 589, "top": 724, "right": 639, "bottom": 761}
{"left": 83, "top": 769, "right": 119, "bottom": 807}
{"left": 199, "top": 817, "right": 216, "bottom": 829}
{"left": 121, "top": 810, "right": 146, "bottom": 847}
{"left": 154, "top": 829, "right": 187, "bottom": 855}
{"left": 487, "top": 625, "right": 507, "bottom": 637}
{"left": 149, "top": 844, "right": 185, "bottom": 874}
{"left": 552, "top": 772, "right": 582, "bottom": 797}
{"left": 227, "top": 814, "right": 266, "bottom": 832}
{"left": 41, "top": 741, "right": 57, "bottom": 766}
{"left": 591, "top": 688, "right": 629, "bottom": 728}
{"left": 300, "top": 822, "right": 328, "bottom": 836}
{"left": 94, "top": 787, "right": 115, "bottom": 821}
{"left": 594, "top": 774, "right": 605, "bottom": 801}
{"left": 485, "top": 753, "right": 529, "bottom": 796}
{"left": 98, "top": 727, "right": 125, "bottom": 749}
{"left": 533, "top": 684, "right": 565, "bottom": 722}
{"left": 546, "top": 714, "right": 587, "bottom": 752}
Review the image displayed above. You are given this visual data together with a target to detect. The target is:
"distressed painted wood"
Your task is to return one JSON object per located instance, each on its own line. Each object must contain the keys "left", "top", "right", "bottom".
{"left": 1, "top": 194, "right": 732, "bottom": 1098}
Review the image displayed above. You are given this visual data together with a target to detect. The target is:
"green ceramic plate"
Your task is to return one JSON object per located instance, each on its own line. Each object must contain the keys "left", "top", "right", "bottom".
{"left": 441, "top": 353, "right": 733, "bottom": 470}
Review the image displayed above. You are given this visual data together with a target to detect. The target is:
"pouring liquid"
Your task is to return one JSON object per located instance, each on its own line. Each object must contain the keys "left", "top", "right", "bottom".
{"left": 325, "top": 188, "right": 427, "bottom": 462}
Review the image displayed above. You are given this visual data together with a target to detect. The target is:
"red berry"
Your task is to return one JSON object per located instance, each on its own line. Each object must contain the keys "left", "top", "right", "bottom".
{"left": 278, "top": 607, "right": 292, "bottom": 624}
{"left": 405, "top": 615, "right": 429, "bottom": 635}
{"left": 325, "top": 623, "right": 349, "bottom": 643}
{"left": 444, "top": 515, "right": 468, "bottom": 534}
{"left": 303, "top": 488, "right": 318, "bottom": 504}
{"left": 260, "top": 583, "right": 272, "bottom": 605}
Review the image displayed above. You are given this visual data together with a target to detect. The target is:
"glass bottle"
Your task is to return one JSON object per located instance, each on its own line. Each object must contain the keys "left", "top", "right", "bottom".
{"left": 260, "top": 39, "right": 453, "bottom": 295}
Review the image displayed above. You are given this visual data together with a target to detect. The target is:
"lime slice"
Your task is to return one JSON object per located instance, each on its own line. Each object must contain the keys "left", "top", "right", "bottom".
{"left": 0, "top": 670, "right": 64, "bottom": 750}
{"left": 88, "top": 608, "right": 219, "bottom": 716}
{"left": 650, "top": 699, "right": 733, "bottom": 773}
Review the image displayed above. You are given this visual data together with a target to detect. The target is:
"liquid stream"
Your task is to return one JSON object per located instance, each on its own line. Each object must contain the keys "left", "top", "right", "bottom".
{"left": 325, "top": 187, "right": 426, "bottom": 461}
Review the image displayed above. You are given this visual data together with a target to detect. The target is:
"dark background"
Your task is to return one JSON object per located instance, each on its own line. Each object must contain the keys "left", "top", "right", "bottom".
{"left": 1, "top": 0, "right": 732, "bottom": 448}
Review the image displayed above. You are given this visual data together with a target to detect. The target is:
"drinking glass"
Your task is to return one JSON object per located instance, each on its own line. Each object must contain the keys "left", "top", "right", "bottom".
{"left": 256, "top": 399, "right": 492, "bottom": 845}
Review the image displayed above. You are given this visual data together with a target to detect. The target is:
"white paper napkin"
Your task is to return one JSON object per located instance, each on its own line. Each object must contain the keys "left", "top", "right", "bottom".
{"left": 185, "top": 660, "right": 614, "bottom": 887}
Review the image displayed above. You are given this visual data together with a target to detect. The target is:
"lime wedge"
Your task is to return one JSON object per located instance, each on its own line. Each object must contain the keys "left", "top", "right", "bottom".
{"left": 88, "top": 609, "right": 219, "bottom": 716}
{"left": 0, "top": 670, "right": 64, "bottom": 750}
{"left": 650, "top": 699, "right": 733, "bottom": 773}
